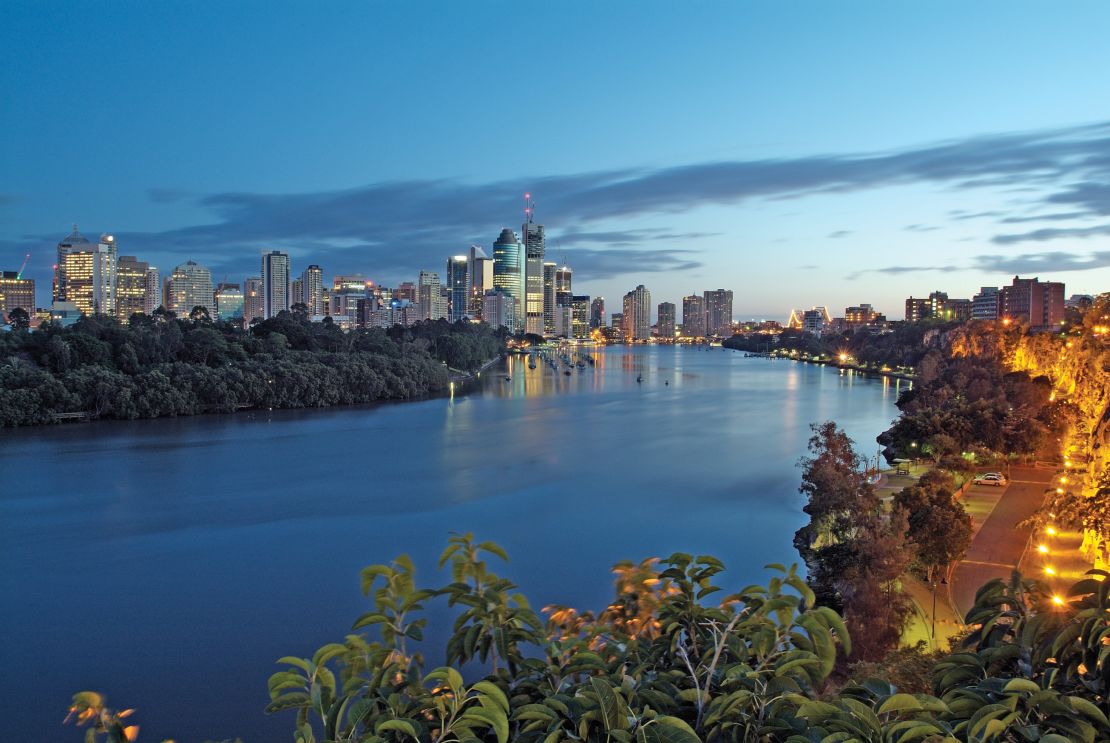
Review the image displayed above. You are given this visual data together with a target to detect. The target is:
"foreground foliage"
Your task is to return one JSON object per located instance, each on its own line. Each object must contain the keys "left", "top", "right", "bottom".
{"left": 69, "top": 537, "right": 1110, "bottom": 742}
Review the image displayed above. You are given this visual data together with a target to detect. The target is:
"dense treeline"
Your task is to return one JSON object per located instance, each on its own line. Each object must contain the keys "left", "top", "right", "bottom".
{"left": 723, "top": 321, "right": 964, "bottom": 369}
{"left": 67, "top": 535, "right": 1110, "bottom": 742}
{"left": 0, "top": 308, "right": 506, "bottom": 427}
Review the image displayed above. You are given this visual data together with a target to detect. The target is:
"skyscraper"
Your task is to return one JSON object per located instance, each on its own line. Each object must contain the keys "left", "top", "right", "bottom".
{"left": 492, "top": 228, "right": 524, "bottom": 332}
{"left": 261, "top": 250, "right": 291, "bottom": 319}
{"left": 116, "top": 255, "right": 151, "bottom": 322}
{"left": 167, "top": 261, "right": 213, "bottom": 315}
{"left": 571, "top": 295, "right": 590, "bottom": 339}
{"left": 468, "top": 245, "right": 494, "bottom": 318}
{"left": 301, "top": 264, "right": 325, "bottom": 316}
{"left": 523, "top": 213, "right": 545, "bottom": 336}
{"left": 590, "top": 297, "right": 605, "bottom": 329}
{"left": 143, "top": 266, "right": 160, "bottom": 314}
{"left": 58, "top": 233, "right": 117, "bottom": 316}
{"left": 682, "top": 295, "right": 706, "bottom": 337}
{"left": 543, "top": 261, "right": 557, "bottom": 334}
{"left": 657, "top": 302, "right": 676, "bottom": 339}
{"left": 555, "top": 265, "right": 572, "bottom": 309}
{"left": 622, "top": 285, "right": 652, "bottom": 341}
{"left": 244, "top": 277, "right": 264, "bottom": 325}
{"left": 481, "top": 288, "right": 516, "bottom": 331}
{"left": 447, "top": 255, "right": 470, "bottom": 322}
{"left": 418, "top": 270, "right": 448, "bottom": 320}
{"left": 703, "top": 289, "right": 733, "bottom": 336}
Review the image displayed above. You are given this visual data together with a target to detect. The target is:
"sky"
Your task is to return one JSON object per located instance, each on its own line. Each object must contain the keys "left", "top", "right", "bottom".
{"left": 2, "top": 1, "right": 1110, "bottom": 321}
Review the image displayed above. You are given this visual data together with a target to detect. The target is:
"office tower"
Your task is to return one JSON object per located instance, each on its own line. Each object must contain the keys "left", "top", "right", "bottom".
{"left": 928, "top": 291, "right": 949, "bottom": 319}
{"left": 468, "top": 245, "right": 494, "bottom": 317}
{"left": 417, "top": 270, "right": 448, "bottom": 320}
{"left": 523, "top": 222, "right": 545, "bottom": 336}
{"left": 571, "top": 295, "right": 590, "bottom": 339}
{"left": 481, "top": 288, "right": 516, "bottom": 330}
{"left": 492, "top": 228, "right": 524, "bottom": 332}
{"left": 291, "top": 277, "right": 304, "bottom": 307}
{"left": 622, "top": 285, "right": 651, "bottom": 341}
{"left": 447, "top": 255, "right": 470, "bottom": 322}
{"left": 703, "top": 289, "right": 733, "bottom": 336}
{"left": 394, "top": 281, "right": 417, "bottom": 303}
{"left": 543, "top": 261, "right": 557, "bottom": 334}
{"left": 143, "top": 267, "right": 160, "bottom": 314}
{"left": 261, "top": 250, "right": 291, "bottom": 319}
{"left": 553, "top": 304, "right": 573, "bottom": 338}
{"left": 610, "top": 312, "right": 623, "bottom": 330}
{"left": 244, "top": 277, "right": 264, "bottom": 325}
{"left": 54, "top": 226, "right": 92, "bottom": 303}
{"left": 214, "top": 283, "right": 244, "bottom": 323}
{"left": 657, "top": 302, "right": 676, "bottom": 339}
{"left": 167, "top": 261, "right": 213, "bottom": 315}
{"left": 116, "top": 255, "right": 152, "bottom": 322}
{"left": 972, "top": 287, "right": 1001, "bottom": 320}
{"left": 57, "top": 233, "right": 118, "bottom": 316}
{"left": 682, "top": 295, "right": 706, "bottom": 337}
{"left": 0, "top": 273, "right": 35, "bottom": 315}
{"left": 555, "top": 265, "right": 572, "bottom": 308}
{"left": 301, "top": 265, "right": 324, "bottom": 316}
{"left": 590, "top": 297, "right": 605, "bottom": 329}
{"left": 1000, "top": 276, "right": 1066, "bottom": 329}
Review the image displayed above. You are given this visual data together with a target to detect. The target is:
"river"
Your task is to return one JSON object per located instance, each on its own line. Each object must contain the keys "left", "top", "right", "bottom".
{"left": 0, "top": 345, "right": 902, "bottom": 742}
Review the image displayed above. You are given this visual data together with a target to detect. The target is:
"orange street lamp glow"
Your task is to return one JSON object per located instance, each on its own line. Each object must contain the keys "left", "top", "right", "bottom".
{"left": 1051, "top": 595, "right": 1065, "bottom": 606}
{"left": 1046, "top": 526, "right": 1058, "bottom": 536}
{"left": 1044, "top": 566, "right": 1056, "bottom": 576}
{"left": 838, "top": 353, "right": 848, "bottom": 362}
{"left": 1037, "top": 544, "right": 1049, "bottom": 554}
{"left": 1056, "top": 487, "right": 1064, "bottom": 494}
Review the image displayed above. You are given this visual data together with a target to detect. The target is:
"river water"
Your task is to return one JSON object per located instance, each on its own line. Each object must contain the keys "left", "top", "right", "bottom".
{"left": 0, "top": 346, "right": 902, "bottom": 742}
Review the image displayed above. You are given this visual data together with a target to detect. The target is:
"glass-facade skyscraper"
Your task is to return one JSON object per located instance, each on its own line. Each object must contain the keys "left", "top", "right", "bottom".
{"left": 492, "top": 228, "right": 524, "bottom": 332}
{"left": 261, "top": 250, "right": 291, "bottom": 319}
{"left": 522, "top": 220, "right": 545, "bottom": 336}
{"left": 447, "top": 255, "right": 469, "bottom": 322}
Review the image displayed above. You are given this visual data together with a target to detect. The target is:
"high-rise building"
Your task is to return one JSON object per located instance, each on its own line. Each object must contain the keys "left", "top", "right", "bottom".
{"left": 555, "top": 265, "right": 572, "bottom": 309}
{"left": 1000, "top": 276, "right": 1066, "bottom": 329}
{"left": 682, "top": 295, "right": 706, "bottom": 337}
{"left": 244, "top": 277, "right": 264, "bottom": 325}
{"left": 622, "top": 285, "right": 652, "bottom": 341}
{"left": 703, "top": 289, "right": 733, "bottom": 336}
{"left": 300, "top": 265, "right": 324, "bottom": 316}
{"left": 0, "top": 272, "right": 35, "bottom": 316}
{"left": 481, "top": 288, "right": 516, "bottom": 331}
{"left": 590, "top": 297, "right": 605, "bottom": 329}
{"left": 522, "top": 216, "right": 545, "bottom": 336}
{"left": 657, "top": 302, "right": 676, "bottom": 339}
{"left": 610, "top": 313, "right": 623, "bottom": 330}
{"left": 394, "top": 281, "right": 417, "bottom": 303}
{"left": 571, "top": 295, "right": 590, "bottom": 339}
{"left": 261, "top": 250, "right": 291, "bottom": 319}
{"left": 492, "top": 228, "right": 524, "bottom": 332}
{"left": 56, "top": 232, "right": 118, "bottom": 316}
{"left": 468, "top": 245, "right": 494, "bottom": 318}
{"left": 447, "top": 255, "right": 470, "bottom": 322}
{"left": 143, "top": 266, "right": 160, "bottom": 314}
{"left": 116, "top": 255, "right": 152, "bottom": 322}
{"left": 215, "top": 283, "right": 245, "bottom": 323}
{"left": 291, "top": 277, "right": 304, "bottom": 308}
{"left": 417, "top": 270, "right": 448, "bottom": 320}
{"left": 543, "top": 262, "right": 558, "bottom": 334}
{"left": 54, "top": 226, "right": 92, "bottom": 303}
{"left": 167, "top": 261, "right": 213, "bottom": 316}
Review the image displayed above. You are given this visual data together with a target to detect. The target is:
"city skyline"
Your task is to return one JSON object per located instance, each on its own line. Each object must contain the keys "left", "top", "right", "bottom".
{"left": 3, "top": 2, "right": 1110, "bottom": 317}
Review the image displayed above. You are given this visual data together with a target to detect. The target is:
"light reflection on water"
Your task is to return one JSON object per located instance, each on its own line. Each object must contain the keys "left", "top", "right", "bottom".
{"left": 0, "top": 346, "right": 897, "bottom": 742}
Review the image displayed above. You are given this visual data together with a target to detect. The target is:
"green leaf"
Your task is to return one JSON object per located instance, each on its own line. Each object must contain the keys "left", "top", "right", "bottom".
{"left": 1002, "top": 678, "right": 1040, "bottom": 694}
{"left": 590, "top": 677, "right": 630, "bottom": 732}
{"left": 635, "top": 716, "right": 703, "bottom": 743}
{"left": 461, "top": 706, "right": 509, "bottom": 743}
{"left": 877, "top": 694, "right": 924, "bottom": 715}
{"left": 376, "top": 719, "right": 418, "bottom": 739}
{"left": 473, "top": 680, "right": 510, "bottom": 714}
{"left": 265, "top": 691, "right": 311, "bottom": 714}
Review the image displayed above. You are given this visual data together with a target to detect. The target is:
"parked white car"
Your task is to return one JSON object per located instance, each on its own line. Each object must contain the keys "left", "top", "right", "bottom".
{"left": 973, "top": 473, "right": 1007, "bottom": 486}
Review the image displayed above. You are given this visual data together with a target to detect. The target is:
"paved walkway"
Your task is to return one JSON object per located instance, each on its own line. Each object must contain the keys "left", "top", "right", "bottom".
{"left": 949, "top": 466, "right": 1053, "bottom": 620}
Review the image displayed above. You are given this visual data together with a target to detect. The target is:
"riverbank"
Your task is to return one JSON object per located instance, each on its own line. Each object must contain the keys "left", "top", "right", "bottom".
{"left": 732, "top": 349, "right": 916, "bottom": 381}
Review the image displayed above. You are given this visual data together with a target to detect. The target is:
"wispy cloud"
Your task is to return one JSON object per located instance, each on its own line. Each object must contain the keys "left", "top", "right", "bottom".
{"left": 827, "top": 230, "right": 853, "bottom": 239}
{"left": 849, "top": 250, "right": 1110, "bottom": 279}
{"left": 18, "top": 119, "right": 1107, "bottom": 283}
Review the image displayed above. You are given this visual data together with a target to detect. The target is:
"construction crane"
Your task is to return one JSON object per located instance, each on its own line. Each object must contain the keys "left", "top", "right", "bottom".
{"left": 16, "top": 253, "right": 30, "bottom": 279}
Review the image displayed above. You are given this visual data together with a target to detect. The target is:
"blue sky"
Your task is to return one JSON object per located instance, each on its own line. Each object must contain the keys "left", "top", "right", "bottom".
{"left": 2, "top": 1, "right": 1109, "bottom": 320}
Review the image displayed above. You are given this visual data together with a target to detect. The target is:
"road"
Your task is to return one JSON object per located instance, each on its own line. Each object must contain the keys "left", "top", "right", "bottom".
{"left": 949, "top": 465, "right": 1052, "bottom": 620}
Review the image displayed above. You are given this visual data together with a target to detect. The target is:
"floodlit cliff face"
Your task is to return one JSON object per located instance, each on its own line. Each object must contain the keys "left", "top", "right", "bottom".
{"left": 948, "top": 310, "right": 1110, "bottom": 569}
